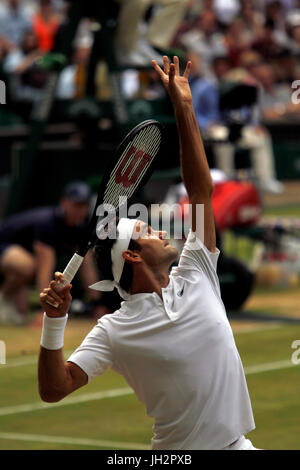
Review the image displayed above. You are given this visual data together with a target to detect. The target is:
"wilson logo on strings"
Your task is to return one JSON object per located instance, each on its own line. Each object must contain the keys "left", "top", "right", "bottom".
{"left": 115, "top": 146, "right": 153, "bottom": 188}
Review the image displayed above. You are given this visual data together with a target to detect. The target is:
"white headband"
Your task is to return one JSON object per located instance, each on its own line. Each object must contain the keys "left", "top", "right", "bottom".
{"left": 89, "top": 218, "right": 138, "bottom": 300}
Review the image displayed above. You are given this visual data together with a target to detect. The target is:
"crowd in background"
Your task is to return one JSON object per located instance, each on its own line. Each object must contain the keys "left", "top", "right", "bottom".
{"left": 0, "top": 0, "right": 300, "bottom": 111}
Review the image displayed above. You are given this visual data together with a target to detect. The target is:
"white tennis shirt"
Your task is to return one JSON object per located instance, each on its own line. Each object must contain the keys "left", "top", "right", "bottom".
{"left": 67, "top": 231, "right": 255, "bottom": 450}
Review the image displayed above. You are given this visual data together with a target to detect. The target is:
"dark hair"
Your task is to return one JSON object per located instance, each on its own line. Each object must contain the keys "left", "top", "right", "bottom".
{"left": 93, "top": 232, "right": 141, "bottom": 293}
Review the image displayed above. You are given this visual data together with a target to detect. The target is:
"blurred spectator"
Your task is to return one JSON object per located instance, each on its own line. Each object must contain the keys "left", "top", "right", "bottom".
{"left": 290, "top": 24, "right": 300, "bottom": 53}
{"left": 188, "top": 51, "right": 220, "bottom": 131}
{"left": 0, "top": 34, "right": 15, "bottom": 73}
{"left": 265, "top": 0, "right": 287, "bottom": 33}
{"left": 273, "top": 48, "right": 300, "bottom": 83}
{"left": 213, "top": 0, "right": 240, "bottom": 25}
{"left": 0, "top": 0, "right": 33, "bottom": 46}
{"left": 115, "top": 0, "right": 189, "bottom": 67}
{"left": 239, "top": 0, "right": 265, "bottom": 39}
{"left": 32, "top": 0, "right": 60, "bottom": 53}
{"left": 250, "top": 61, "right": 300, "bottom": 120}
{"left": 189, "top": 54, "right": 284, "bottom": 194}
{"left": 179, "top": 10, "right": 227, "bottom": 76}
{"left": 224, "top": 18, "right": 252, "bottom": 66}
{"left": 251, "top": 19, "right": 287, "bottom": 59}
{"left": 56, "top": 35, "right": 92, "bottom": 99}
{"left": 3, "top": 30, "right": 45, "bottom": 102}
{"left": 0, "top": 182, "right": 100, "bottom": 325}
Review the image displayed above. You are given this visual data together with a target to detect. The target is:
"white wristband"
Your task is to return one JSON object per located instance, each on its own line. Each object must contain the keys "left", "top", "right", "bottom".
{"left": 40, "top": 313, "right": 68, "bottom": 350}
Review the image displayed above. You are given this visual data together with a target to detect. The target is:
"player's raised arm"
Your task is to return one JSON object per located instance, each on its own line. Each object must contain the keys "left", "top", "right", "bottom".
{"left": 152, "top": 56, "right": 216, "bottom": 252}
{"left": 38, "top": 272, "right": 87, "bottom": 402}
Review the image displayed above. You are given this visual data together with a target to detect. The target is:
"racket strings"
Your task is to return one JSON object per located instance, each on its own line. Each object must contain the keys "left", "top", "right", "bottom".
{"left": 103, "top": 125, "right": 162, "bottom": 209}
{"left": 107, "top": 126, "right": 160, "bottom": 187}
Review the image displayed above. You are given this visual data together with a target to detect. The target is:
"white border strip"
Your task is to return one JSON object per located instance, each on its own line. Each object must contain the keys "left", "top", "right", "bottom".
{"left": 0, "top": 432, "right": 150, "bottom": 450}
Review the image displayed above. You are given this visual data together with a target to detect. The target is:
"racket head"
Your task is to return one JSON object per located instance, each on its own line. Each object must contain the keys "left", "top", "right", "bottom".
{"left": 79, "top": 120, "right": 165, "bottom": 255}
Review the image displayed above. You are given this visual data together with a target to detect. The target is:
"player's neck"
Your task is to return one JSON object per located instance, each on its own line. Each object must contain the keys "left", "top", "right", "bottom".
{"left": 130, "top": 263, "right": 170, "bottom": 298}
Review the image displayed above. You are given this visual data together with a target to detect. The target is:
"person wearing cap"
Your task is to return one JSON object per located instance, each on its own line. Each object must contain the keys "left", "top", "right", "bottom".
{"left": 38, "top": 57, "right": 258, "bottom": 450}
{"left": 0, "top": 181, "right": 100, "bottom": 325}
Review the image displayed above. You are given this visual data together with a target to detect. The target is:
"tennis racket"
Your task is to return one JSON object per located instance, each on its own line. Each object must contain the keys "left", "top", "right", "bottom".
{"left": 47, "top": 119, "right": 164, "bottom": 307}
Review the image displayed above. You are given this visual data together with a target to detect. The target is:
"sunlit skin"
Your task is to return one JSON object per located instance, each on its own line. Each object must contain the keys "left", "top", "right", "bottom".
{"left": 122, "top": 220, "right": 179, "bottom": 298}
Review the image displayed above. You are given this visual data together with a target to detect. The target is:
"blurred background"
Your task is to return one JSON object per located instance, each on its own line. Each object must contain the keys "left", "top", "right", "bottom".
{"left": 1, "top": 0, "right": 300, "bottom": 450}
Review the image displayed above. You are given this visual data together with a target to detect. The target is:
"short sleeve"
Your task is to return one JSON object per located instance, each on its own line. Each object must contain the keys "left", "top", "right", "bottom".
{"left": 67, "top": 320, "right": 113, "bottom": 382}
{"left": 171, "top": 231, "right": 221, "bottom": 298}
{"left": 178, "top": 230, "right": 220, "bottom": 272}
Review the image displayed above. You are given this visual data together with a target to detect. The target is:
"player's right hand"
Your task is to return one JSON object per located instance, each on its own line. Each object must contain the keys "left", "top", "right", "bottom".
{"left": 40, "top": 272, "right": 72, "bottom": 318}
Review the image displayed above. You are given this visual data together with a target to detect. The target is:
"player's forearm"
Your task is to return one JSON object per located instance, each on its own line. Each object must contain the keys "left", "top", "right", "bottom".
{"left": 174, "top": 102, "right": 214, "bottom": 199}
{"left": 38, "top": 347, "right": 72, "bottom": 402}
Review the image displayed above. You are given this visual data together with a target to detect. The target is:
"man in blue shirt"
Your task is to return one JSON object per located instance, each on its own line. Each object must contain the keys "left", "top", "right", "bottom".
{"left": 188, "top": 51, "right": 220, "bottom": 132}
{"left": 0, "top": 182, "right": 100, "bottom": 324}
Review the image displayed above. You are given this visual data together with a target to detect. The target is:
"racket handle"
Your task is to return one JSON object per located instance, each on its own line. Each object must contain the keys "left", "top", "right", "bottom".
{"left": 46, "top": 253, "right": 84, "bottom": 308}
{"left": 62, "top": 253, "right": 84, "bottom": 285}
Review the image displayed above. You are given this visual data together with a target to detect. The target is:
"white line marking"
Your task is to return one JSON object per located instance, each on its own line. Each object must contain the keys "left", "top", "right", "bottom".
{"left": 0, "top": 387, "right": 133, "bottom": 417}
{"left": 0, "top": 350, "right": 74, "bottom": 369}
{"left": 244, "top": 359, "right": 295, "bottom": 375}
{"left": 0, "top": 432, "right": 150, "bottom": 450}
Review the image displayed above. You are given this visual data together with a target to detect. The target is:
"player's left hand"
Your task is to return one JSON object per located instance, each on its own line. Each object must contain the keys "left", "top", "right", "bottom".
{"left": 40, "top": 272, "right": 72, "bottom": 318}
{"left": 152, "top": 56, "right": 193, "bottom": 107}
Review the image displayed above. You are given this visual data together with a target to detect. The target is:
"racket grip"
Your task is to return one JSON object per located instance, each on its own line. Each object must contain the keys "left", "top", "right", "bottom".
{"left": 46, "top": 253, "right": 84, "bottom": 308}
{"left": 62, "top": 253, "right": 84, "bottom": 285}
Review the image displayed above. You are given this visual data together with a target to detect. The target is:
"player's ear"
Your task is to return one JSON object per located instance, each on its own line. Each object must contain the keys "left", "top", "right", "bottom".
{"left": 122, "top": 250, "right": 142, "bottom": 264}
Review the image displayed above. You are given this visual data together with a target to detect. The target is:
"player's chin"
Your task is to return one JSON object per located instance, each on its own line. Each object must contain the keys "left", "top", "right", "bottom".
{"left": 166, "top": 244, "right": 179, "bottom": 259}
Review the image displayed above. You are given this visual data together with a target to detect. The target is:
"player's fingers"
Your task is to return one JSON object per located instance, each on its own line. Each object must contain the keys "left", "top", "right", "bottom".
{"left": 152, "top": 60, "right": 164, "bottom": 78}
{"left": 50, "top": 279, "right": 64, "bottom": 295}
{"left": 163, "top": 55, "right": 170, "bottom": 75}
{"left": 40, "top": 292, "right": 59, "bottom": 308}
{"left": 40, "top": 292, "right": 47, "bottom": 303}
{"left": 184, "top": 60, "right": 192, "bottom": 79}
{"left": 54, "top": 271, "right": 64, "bottom": 283}
{"left": 61, "top": 283, "right": 72, "bottom": 296}
{"left": 173, "top": 56, "right": 180, "bottom": 75}
{"left": 169, "top": 63, "right": 176, "bottom": 83}
{"left": 45, "top": 287, "right": 63, "bottom": 304}
{"left": 61, "top": 284, "right": 72, "bottom": 304}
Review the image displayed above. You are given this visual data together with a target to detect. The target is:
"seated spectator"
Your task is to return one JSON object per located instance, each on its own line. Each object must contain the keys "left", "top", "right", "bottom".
{"left": 32, "top": 0, "right": 60, "bottom": 53}
{"left": 273, "top": 48, "right": 300, "bottom": 83}
{"left": 239, "top": 0, "right": 265, "bottom": 39}
{"left": 0, "top": 182, "right": 101, "bottom": 325}
{"left": 251, "top": 19, "right": 286, "bottom": 60}
{"left": 191, "top": 54, "right": 284, "bottom": 194}
{"left": 287, "top": 21, "right": 300, "bottom": 54}
{"left": 179, "top": 10, "right": 227, "bottom": 77}
{"left": 56, "top": 35, "right": 92, "bottom": 100}
{"left": 0, "top": 0, "right": 33, "bottom": 46}
{"left": 265, "top": 0, "right": 287, "bottom": 34}
{"left": 224, "top": 17, "right": 252, "bottom": 67}
{"left": 213, "top": 0, "right": 240, "bottom": 25}
{"left": 250, "top": 61, "right": 300, "bottom": 120}
{"left": 187, "top": 51, "right": 220, "bottom": 131}
{"left": 3, "top": 30, "right": 46, "bottom": 102}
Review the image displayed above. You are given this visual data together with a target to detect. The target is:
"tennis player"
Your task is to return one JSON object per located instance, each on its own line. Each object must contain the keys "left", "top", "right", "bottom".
{"left": 38, "top": 57, "right": 258, "bottom": 450}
